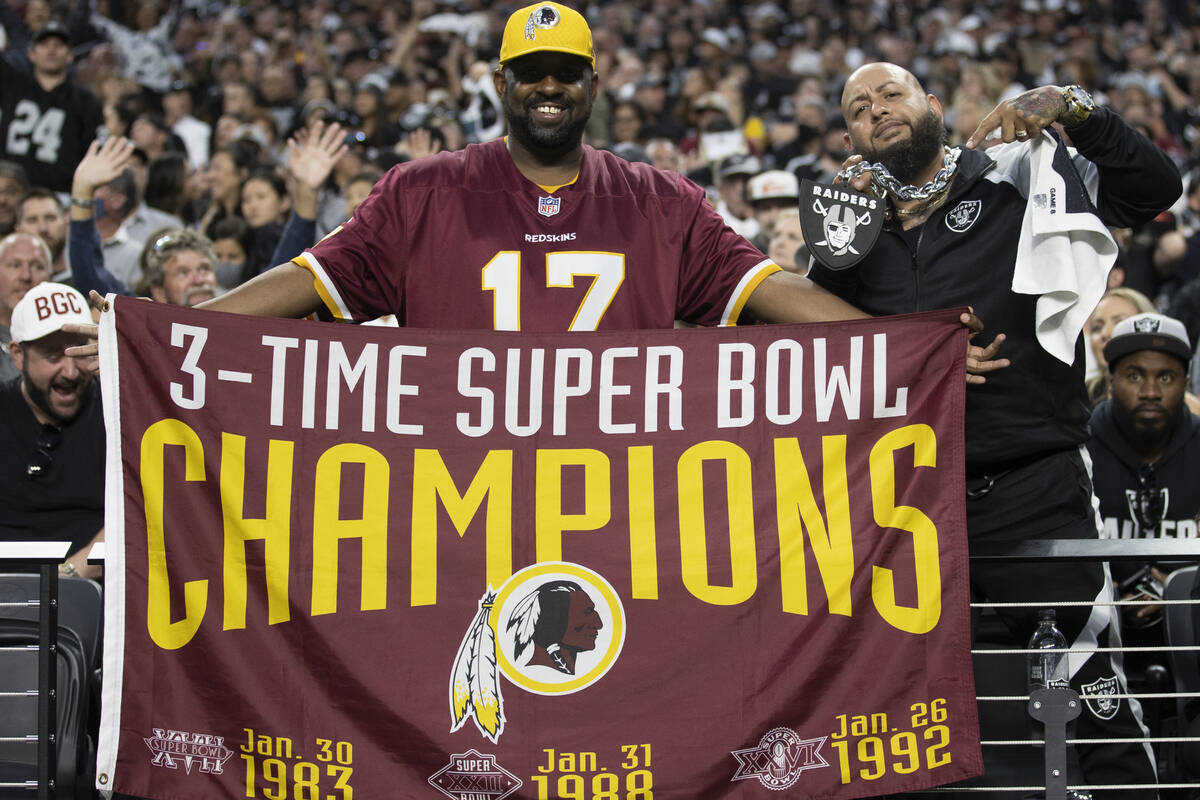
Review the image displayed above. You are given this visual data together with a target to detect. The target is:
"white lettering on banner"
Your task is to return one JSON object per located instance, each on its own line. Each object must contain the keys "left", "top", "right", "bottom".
{"left": 457, "top": 347, "right": 497, "bottom": 437}
{"left": 815, "top": 336, "right": 863, "bottom": 423}
{"left": 505, "top": 348, "right": 545, "bottom": 437}
{"left": 553, "top": 349, "right": 592, "bottom": 436}
{"left": 169, "top": 324, "right": 208, "bottom": 411}
{"left": 643, "top": 346, "right": 683, "bottom": 433}
{"left": 458, "top": 346, "right": 693, "bottom": 437}
{"left": 765, "top": 339, "right": 803, "bottom": 425}
{"left": 196, "top": 337, "right": 908, "bottom": 436}
{"left": 720, "top": 335, "right": 907, "bottom": 425}
{"left": 597, "top": 347, "right": 635, "bottom": 435}
{"left": 718, "top": 343, "right": 755, "bottom": 428}
{"left": 387, "top": 345, "right": 427, "bottom": 435}
{"left": 326, "top": 342, "right": 378, "bottom": 432}
{"left": 873, "top": 334, "right": 908, "bottom": 418}
{"left": 302, "top": 339, "right": 319, "bottom": 429}
{"left": 263, "top": 335, "right": 299, "bottom": 426}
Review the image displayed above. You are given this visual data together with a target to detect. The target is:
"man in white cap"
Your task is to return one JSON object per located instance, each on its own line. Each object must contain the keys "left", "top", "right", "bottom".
{"left": 746, "top": 168, "right": 799, "bottom": 247}
{"left": 0, "top": 281, "right": 102, "bottom": 578}
{"left": 712, "top": 153, "right": 761, "bottom": 240}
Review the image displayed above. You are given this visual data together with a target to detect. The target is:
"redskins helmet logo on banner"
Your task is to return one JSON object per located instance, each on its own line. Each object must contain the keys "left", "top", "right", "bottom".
{"left": 449, "top": 562, "right": 626, "bottom": 743}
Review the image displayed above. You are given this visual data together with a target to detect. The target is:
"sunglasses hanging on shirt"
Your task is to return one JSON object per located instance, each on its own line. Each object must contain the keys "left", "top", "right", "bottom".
{"left": 27, "top": 423, "right": 62, "bottom": 479}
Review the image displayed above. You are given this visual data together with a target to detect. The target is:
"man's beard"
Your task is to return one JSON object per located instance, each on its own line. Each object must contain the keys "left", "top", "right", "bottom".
{"left": 1114, "top": 396, "right": 1184, "bottom": 451}
{"left": 23, "top": 364, "right": 89, "bottom": 424}
{"left": 504, "top": 99, "right": 589, "bottom": 156}
{"left": 860, "top": 109, "right": 946, "bottom": 185}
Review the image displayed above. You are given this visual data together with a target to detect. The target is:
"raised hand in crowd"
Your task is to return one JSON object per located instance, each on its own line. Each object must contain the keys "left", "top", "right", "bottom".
{"left": 284, "top": 119, "right": 348, "bottom": 221}
{"left": 399, "top": 127, "right": 438, "bottom": 162}
{"left": 69, "top": 136, "right": 136, "bottom": 220}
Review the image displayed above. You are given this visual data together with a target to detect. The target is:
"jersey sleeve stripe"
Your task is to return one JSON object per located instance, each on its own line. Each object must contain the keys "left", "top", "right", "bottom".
{"left": 293, "top": 252, "right": 354, "bottom": 321}
{"left": 720, "top": 260, "right": 781, "bottom": 326}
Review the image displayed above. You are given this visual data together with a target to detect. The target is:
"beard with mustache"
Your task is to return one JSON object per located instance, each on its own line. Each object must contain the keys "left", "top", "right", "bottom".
{"left": 504, "top": 98, "right": 590, "bottom": 156}
{"left": 857, "top": 108, "right": 948, "bottom": 185}
{"left": 22, "top": 360, "right": 90, "bottom": 424}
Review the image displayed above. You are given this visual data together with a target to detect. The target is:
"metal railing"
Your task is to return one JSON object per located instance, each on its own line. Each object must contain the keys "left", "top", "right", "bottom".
{"left": 8, "top": 540, "right": 1197, "bottom": 799}
{"left": 943, "top": 538, "right": 1200, "bottom": 800}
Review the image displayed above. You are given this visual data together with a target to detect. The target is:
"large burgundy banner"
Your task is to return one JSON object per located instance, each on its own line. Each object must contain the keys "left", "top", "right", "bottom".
{"left": 96, "top": 297, "right": 981, "bottom": 799}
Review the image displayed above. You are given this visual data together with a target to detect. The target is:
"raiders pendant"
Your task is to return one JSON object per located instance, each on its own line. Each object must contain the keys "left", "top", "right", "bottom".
{"left": 799, "top": 179, "right": 883, "bottom": 271}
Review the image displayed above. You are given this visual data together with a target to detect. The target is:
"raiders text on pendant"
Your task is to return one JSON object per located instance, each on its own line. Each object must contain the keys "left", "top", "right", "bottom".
{"left": 810, "top": 184, "right": 878, "bottom": 210}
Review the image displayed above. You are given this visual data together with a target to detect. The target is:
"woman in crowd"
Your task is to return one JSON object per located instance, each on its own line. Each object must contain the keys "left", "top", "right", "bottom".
{"left": 1085, "top": 287, "right": 1157, "bottom": 406}
{"left": 238, "top": 169, "right": 291, "bottom": 280}
{"left": 209, "top": 217, "right": 253, "bottom": 290}
{"left": 145, "top": 152, "right": 201, "bottom": 226}
{"left": 198, "top": 143, "right": 253, "bottom": 239}
{"left": 766, "top": 208, "right": 806, "bottom": 275}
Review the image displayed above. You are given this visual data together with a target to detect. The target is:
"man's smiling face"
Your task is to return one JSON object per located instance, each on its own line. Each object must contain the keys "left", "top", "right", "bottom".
{"left": 495, "top": 51, "right": 597, "bottom": 155}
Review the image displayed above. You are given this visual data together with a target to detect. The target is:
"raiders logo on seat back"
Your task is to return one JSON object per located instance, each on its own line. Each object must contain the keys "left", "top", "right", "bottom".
{"left": 799, "top": 179, "right": 882, "bottom": 271}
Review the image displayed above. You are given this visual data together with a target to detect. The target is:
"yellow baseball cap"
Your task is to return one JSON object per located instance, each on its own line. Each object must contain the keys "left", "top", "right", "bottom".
{"left": 499, "top": 2, "right": 595, "bottom": 69}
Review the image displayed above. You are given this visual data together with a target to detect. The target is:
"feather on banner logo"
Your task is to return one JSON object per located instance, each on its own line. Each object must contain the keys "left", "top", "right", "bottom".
{"left": 449, "top": 592, "right": 505, "bottom": 744}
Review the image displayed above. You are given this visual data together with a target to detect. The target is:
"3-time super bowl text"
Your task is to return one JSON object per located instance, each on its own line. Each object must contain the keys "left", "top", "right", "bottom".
{"left": 165, "top": 322, "right": 911, "bottom": 437}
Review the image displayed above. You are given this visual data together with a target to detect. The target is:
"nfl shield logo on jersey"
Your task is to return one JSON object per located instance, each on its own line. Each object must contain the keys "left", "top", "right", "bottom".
{"left": 538, "top": 196, "right": 561, "bottom": 218}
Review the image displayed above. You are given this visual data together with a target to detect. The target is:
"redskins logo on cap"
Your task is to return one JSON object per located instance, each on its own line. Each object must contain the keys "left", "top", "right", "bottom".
{"left": 525, "top": 4, "right": 560, "bottom": 40}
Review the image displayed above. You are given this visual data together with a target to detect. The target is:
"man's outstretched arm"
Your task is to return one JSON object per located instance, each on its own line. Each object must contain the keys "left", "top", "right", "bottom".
{"left": 743, "top": 270, "right": 870, "bottom": 324}
{"left": 63, "top": 261, "right": 326, "bottom": 360}
{"left": 194, "top": 260, "right": 326, "bottom": 319}
{"left": 745, "top": 270, "right": 1009, "bottom": 384}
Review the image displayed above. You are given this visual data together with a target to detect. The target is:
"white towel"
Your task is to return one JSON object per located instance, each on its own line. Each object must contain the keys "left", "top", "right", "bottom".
{"left": 1010, "top": 132, "right": 1117, "bottom": 365}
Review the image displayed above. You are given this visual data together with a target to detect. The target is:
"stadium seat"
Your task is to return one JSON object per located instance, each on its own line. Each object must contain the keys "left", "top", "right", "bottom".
{"left": 0, "top": 620, "right": 93, "bottom": 799}
{"left": 0, "top": 574, "right": 103, "bottom": 669}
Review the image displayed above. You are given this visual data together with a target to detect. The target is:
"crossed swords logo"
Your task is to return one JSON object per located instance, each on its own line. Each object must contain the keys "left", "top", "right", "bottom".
{"left": 811, "top": 197, "right": 873, "bottom": 256}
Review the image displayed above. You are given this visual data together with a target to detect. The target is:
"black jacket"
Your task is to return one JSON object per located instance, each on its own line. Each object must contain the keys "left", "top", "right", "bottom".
{"left": 811, "top": 108, "right": 1182, "bottom": 469}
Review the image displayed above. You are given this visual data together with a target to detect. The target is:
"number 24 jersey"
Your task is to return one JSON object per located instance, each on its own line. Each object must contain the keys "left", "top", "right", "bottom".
{"left": 296, "top": 140, "right": 780, "bottom": 331}
{"left": 0, "top": 59, "right": 104, "bottom": 193}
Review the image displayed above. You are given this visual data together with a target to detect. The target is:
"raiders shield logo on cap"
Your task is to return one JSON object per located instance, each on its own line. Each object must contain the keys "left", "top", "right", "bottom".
{"left": 799, "top": 180, "right": 882, "bottom": 271}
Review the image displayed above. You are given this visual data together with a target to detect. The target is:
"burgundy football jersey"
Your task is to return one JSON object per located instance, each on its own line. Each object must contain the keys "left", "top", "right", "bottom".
{"left": 294, "top": 140, "right": 779, "bottom": 331}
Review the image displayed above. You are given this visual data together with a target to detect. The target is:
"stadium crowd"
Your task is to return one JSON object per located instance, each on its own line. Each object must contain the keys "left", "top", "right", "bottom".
{"left": 2, "top": 0, "right": 1200, "bottom": 795}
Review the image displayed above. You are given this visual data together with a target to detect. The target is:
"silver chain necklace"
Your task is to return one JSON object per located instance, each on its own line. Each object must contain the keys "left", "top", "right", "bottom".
{"left": 836, "top": 147, "right": 962, "bottom": 202}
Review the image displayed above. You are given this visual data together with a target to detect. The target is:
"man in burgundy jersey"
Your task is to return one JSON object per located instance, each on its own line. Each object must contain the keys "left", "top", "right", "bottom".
{"left": 69, "top": 4, "right": 1000, "bottom": 377}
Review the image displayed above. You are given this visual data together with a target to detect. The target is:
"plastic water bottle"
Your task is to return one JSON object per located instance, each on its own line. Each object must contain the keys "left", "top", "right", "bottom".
{"left": 1027, "top": 609, "right": 1068, "bottom": 690}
